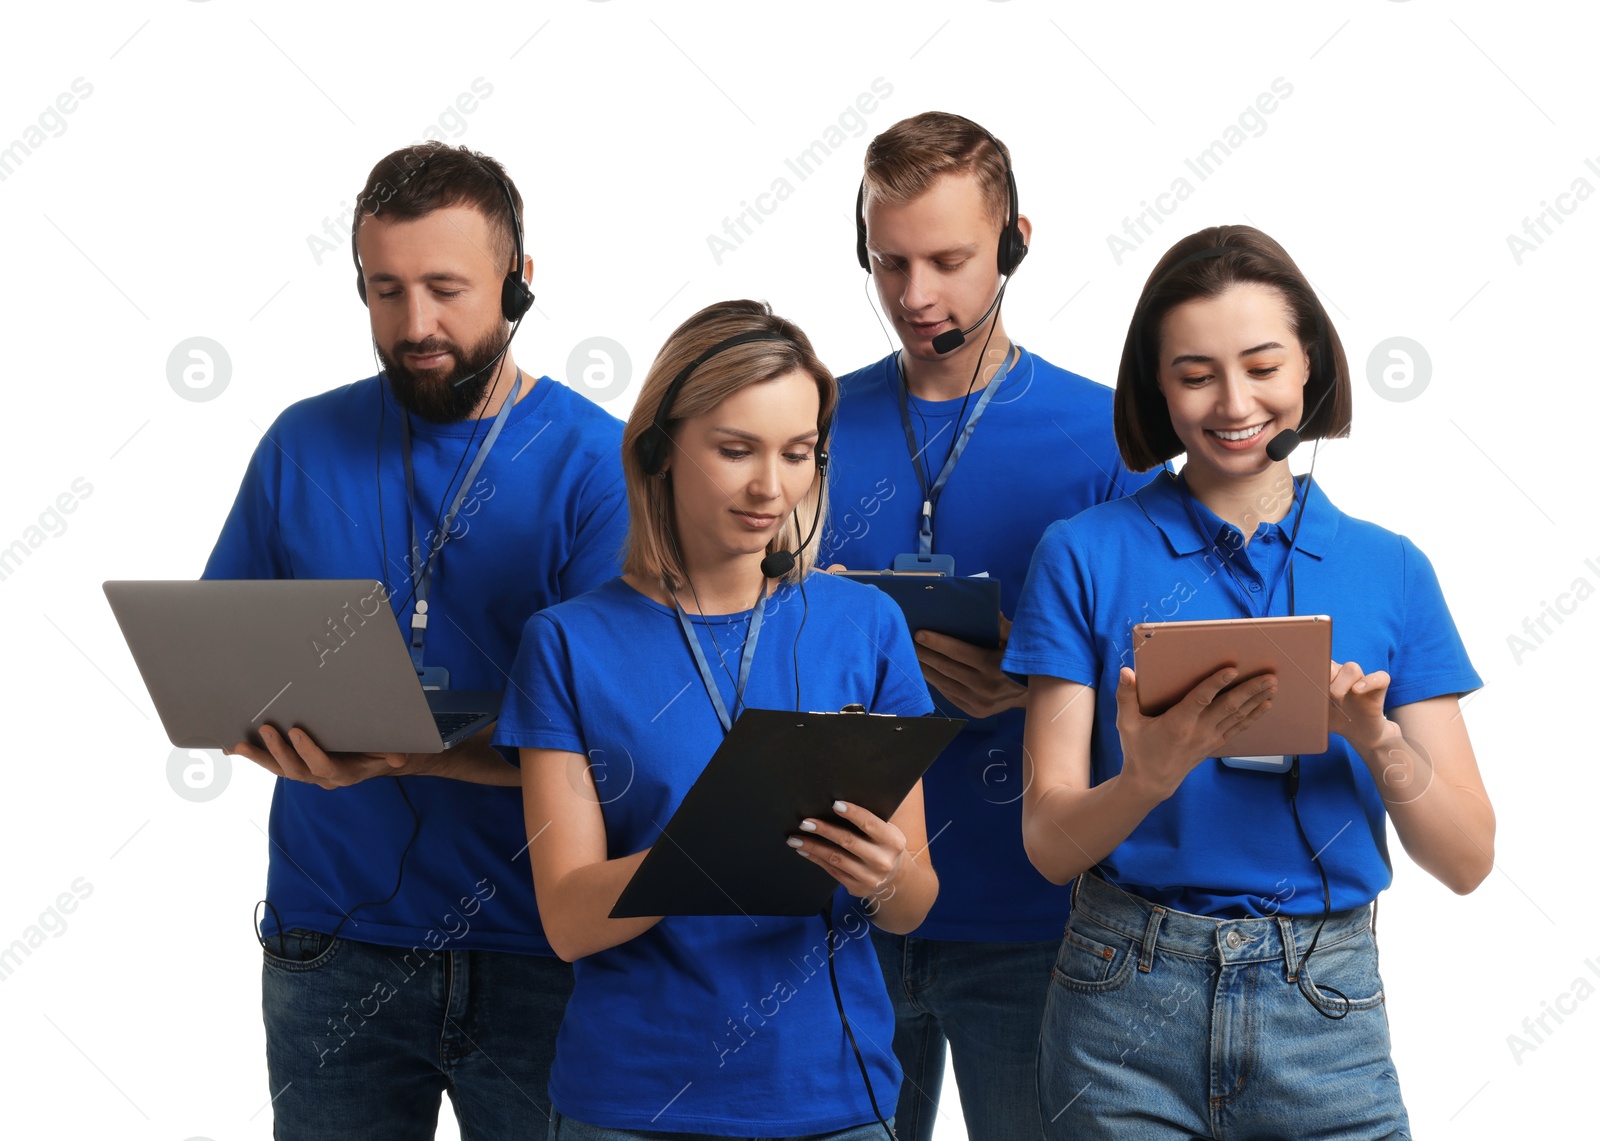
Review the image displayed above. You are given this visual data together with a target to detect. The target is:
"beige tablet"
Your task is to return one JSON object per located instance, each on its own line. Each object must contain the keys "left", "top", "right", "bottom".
{"left": 1132, "top": 615, "right": 1332, "bottom": 758}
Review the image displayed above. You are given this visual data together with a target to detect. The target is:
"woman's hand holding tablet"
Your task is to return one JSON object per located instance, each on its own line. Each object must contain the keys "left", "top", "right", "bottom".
{"left": 1113, "top": 666, "right": 1278, "bottom": 801}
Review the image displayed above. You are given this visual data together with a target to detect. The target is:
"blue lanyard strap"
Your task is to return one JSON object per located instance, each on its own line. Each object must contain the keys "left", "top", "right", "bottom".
{"left": 400, "top": 372, "right": 523, "bottom": 667}
{"left": 895, "top": 348, "right": 1018, "bottom": 556}
{"left": 672, "top": 585, "right": 768, "bottom": 735}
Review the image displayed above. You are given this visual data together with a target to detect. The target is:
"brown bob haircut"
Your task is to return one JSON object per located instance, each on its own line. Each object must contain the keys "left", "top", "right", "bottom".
{"left": 621, "top": 300, "right": 836, "bottom": 590}
{"left": 1113, "top": 224, "right": 1353, "bottom": 472}
{"left": 351, "top": 142, "right": 523, "bottom": 272}
{"left": 862, "top": 111, "right": 1012, "bottom": 229}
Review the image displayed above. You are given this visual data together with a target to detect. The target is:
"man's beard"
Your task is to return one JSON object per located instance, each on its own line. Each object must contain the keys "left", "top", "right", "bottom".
{"left": 377, "top": 328, "right": 507, "bottom": 424}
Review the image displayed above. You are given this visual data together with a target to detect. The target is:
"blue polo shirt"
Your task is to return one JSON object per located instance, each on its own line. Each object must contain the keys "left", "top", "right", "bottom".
{"left": 827, "top": 348, "right": 1151, "bottom": 941}
{"left": 1003, "top": 471, "right": 1482, "bottom": 917}
{"left": 495, "top": 572, "right": 934, "bottom": 1134}
{"left": 204, "top": 374, "right": 627, "bottom": 954}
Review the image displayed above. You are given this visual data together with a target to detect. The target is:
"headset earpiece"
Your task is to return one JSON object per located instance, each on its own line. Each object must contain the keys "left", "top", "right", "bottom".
{"left": 501, "top": 271, "right": 533, "bottom": 322}
{"left": 996, "top": 167, "right": 1028, "bottom": 276}
{"left": 855, "top": 183, "right": 871, "bottom": 273}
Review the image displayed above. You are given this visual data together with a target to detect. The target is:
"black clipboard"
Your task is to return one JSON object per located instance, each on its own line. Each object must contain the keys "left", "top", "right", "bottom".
{"left": 835, "top": 571, "right": 1003, "bottom": 649}
{"left": 610, "top": 707, "right": 963, "bottom": 918}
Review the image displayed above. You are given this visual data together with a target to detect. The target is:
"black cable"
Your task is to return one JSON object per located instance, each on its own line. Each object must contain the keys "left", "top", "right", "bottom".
{"left": 375, "top": 382, "right": 391, "bottom": 596}
{"left": 822, "top": 904, "right": 896, "bottom": 1139}
{"left": 326, "top": 778, "right": 423, "bottom": 943}
{"left": 794, "top": 559, "right": 810, "bottom": 715}
{"left": 1279, "top": 440, "right": 1346, "bottom": 1018}
{"left": 250, "top": 778, "right": 420, "bottom": 954}
{"left": 1286, "top": 758, "right": 1349, "bottom": 1020}
{"left": 254, "top": 898, "right": 290, "bottom": 958}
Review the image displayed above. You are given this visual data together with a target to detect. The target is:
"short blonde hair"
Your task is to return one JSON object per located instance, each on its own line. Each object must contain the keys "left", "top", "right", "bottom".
{"left": 621, "top": 300, "right": 837, "bottom": 589}
{"left": 862, "top": 111, "right": 1012, "bottom": 228}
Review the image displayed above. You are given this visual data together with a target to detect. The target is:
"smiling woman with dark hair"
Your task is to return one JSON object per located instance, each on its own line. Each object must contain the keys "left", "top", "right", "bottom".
{"left": 1005, "top": 225, "right": 1496, "bottom": 1139}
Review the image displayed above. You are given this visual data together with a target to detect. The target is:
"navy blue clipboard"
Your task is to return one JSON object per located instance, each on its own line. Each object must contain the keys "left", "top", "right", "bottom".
{"left": 835, "top": 571, "right": 1003, "bottom": 649}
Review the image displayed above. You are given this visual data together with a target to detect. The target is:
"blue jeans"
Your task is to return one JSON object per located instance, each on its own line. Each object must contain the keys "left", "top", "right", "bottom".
{"left": 262, "top": 928, "right": 573, "bottom": 1140}
{"left": 871, "top": 929, "right": 1057, "bottom": 1141}
{"left": 1039, "top": 874, "right": 1411, "bottom": 1140}
{"left": 547, "top": 1110, "right": 894, "bottom": 1140}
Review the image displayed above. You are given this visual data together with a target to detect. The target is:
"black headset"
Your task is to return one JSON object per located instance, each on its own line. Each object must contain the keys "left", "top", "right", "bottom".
{"left": 352, "top": 155, "right": 535, "bottom": 323}
{"left": 854, "top": 115, "right": 1028, "bottom": 278}
{"left": 635, "top": 330, "right": 831, "bottom": 479}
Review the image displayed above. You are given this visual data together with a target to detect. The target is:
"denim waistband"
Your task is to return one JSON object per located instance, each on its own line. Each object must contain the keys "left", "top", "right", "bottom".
{"left": 1070, "top": 872, "right": 1372, "bottom": 980}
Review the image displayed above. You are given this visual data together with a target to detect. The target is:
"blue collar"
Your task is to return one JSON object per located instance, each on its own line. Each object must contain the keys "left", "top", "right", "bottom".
{"left": 1132, "top": 469, "right": 1338, "bottom": 560}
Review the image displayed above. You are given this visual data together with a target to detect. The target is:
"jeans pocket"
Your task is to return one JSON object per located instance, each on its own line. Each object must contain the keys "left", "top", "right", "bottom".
{"left": 261, "top": 927, "right": 342, "bottom": 972}
{"left": 1051, "top": 918, "right": 1136, "bottom": 993}
{"left": 1298, "top": 929, "right": 1385, "bottom": 1014}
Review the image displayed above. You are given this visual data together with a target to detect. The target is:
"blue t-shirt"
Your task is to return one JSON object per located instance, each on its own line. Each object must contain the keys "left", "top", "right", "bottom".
{"left": 827, "top": 348, "right": 1151, "bottom": 941}
{"left": 203, "top": 374, "right": 627, "bottom": 954}
{"left": 1003, "top": 470, "right": 1483, "bottom": 917}
{"left": 495, "top": 572, "right": 934, "bottom": 1134}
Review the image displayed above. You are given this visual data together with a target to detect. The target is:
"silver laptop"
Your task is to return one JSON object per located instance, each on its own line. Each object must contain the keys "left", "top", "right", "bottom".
{"left": 103, "top": 580, "right": 501, "bottom": 753}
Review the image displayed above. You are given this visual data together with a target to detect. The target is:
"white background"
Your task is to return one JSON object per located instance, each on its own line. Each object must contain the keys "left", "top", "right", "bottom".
{"left": 1, "top": 1, "right": 1595, "bottom": 1137}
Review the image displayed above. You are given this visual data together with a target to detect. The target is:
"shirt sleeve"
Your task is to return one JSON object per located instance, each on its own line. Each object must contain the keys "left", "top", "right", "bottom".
{"left": 1384, "top": 536, "right": 1484, "bottom": 710}
{"left": 1001, "top": 518, "right": 1102, "bottom": 686}
{"left": 493, "top": 611, "right": 587, "bottom": 754}
{"left": 201, "top": 425, "right": 291, "bottom": 580}
{"left": 558, "top": 465, "right": 628, "bottom": 600}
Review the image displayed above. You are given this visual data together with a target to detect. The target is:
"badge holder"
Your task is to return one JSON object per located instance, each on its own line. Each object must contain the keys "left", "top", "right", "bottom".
{"left": 892, "top": 552, "right": 955, "bottom": 577}
{"left": 1220, "top": 754, "right": 1292, "bottom": 773}
{"left": 410, "top": 600, "right": 451, "bottom": 691}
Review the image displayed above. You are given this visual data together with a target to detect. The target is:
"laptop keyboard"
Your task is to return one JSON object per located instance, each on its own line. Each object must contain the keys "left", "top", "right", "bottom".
{"left": 433, "top": 712, "right": 489, "bottom": 739}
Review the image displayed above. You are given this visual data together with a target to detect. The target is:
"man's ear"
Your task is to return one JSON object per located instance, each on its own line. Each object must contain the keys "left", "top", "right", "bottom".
{"left": 1015, "top": 213, "right": 1033, "bottom": 248}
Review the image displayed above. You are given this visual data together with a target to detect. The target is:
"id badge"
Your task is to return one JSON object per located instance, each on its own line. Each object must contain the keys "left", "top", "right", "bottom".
{"left": 1220, "top": 754, "right": 1292, "bottom": 774}
{"left": 893, "top": 551, "right": 955, "bottom": 576}
{"left": 417, "top": 665, "right": 451, "bottom": 691}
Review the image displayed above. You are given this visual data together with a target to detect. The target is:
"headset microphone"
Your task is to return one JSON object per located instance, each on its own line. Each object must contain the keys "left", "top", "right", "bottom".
{"left": 448, "top": 315, "right": 523, "bottom": 390}
{"left": 759, "top": 451, "right": 830, "bottom": 578}
{"left": 930, "top": 280, "right": 1009, "bottom": 355}
{"left": 1265, "top": 373, "right": 1335, "bottom": 462}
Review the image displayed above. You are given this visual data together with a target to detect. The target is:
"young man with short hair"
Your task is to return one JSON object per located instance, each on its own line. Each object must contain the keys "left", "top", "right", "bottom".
{"left": 827, "top": 112, "right": 1152, "bottom": 1140}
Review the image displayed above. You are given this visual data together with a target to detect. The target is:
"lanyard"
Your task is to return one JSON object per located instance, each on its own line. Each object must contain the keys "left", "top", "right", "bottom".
{"left": 672, "top": 585, "right": 768, "bottom": 735}
{"left": 1174, "top": 471, "right": 1303, "bottom": 619}
{"left": 399, "top": 372, "right": 522, "bottom": 668}
{"left": 895, "top": 348, "right": 1018, "bottom": 556}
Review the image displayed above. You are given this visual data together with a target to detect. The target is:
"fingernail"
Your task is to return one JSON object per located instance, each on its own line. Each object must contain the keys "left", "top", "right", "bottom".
{"left": 833, "top": 801, "right": 849, "bottom": 814}
{"left": 914, "top": 632, "right": 928, "bottom": 644}
{"left": 800, "top": 819, "right": 817, "bottom": 832}
{"left": 786, "top": 837, "right": 805, "bottom": 849}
